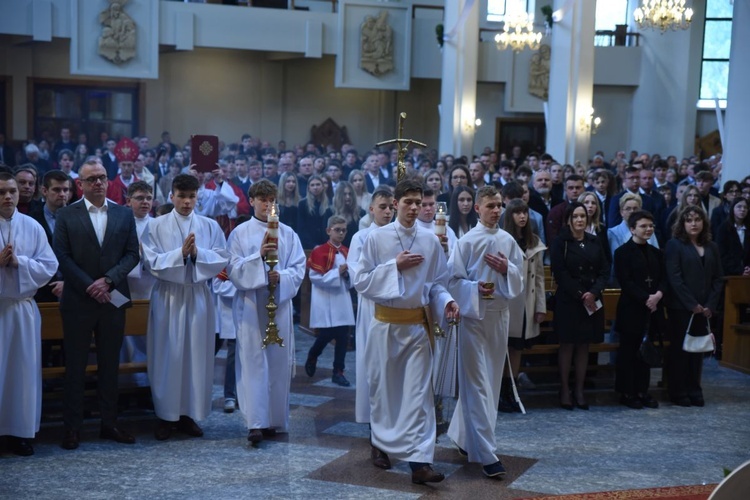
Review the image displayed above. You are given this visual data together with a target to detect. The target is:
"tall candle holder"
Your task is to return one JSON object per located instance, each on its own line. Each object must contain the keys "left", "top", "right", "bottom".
{"left": 262, "top": 202, "right": 284, "bottom": 348}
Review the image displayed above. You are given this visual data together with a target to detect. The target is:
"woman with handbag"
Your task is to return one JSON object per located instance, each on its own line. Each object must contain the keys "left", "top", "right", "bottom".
{"left": 665, "top": 205, "right": 724, "bottom": 407}
{"left": 613, "top": 210, "right": 667, "bottom": 409}
{"left": 550, "top": 202, "right": 610, "bottom": 410}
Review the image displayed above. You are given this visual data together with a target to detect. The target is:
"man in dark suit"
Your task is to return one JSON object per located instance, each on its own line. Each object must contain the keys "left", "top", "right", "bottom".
{"left": 53, "top": 159, "right": 140, "bottom": 450}
{"left": 608, "top": 166, "right": 656, "bottom": 227}
{"left": 101, "top": 139, "right": 119, "bottom": 180}
{"left": 363, "top": 153, "right": 386, "bottom": 193}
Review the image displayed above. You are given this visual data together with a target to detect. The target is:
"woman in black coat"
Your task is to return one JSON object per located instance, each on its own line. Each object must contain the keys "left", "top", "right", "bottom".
{"left": 613, "top": 210, "right": 667, "bottom": 409}
{"left": 665, "top": 205, "right": 723, "bottom": 407}
{"left": 715, "top": 197, "right": 750, "bottom": 277}
{"left": 551, "top": 202, "right": 610, "bottom": 410}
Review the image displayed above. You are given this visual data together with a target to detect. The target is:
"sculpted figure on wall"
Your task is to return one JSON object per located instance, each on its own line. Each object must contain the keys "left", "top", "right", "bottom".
{"left": 529, "top": 44, "right": 551, "bottom": 101}
{"left": 98, "top": 0, "right": 136, "bottom": 65}
{"left": 360, "top": 10, "right": 394, "bottom": 77}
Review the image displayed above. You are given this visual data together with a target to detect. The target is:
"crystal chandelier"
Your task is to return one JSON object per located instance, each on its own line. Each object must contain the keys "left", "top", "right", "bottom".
{"left": 634, "top": 0, "right": 694, "bottom": 33}
{"left": 494, "top": 7, "right": 543, "bottom": 53}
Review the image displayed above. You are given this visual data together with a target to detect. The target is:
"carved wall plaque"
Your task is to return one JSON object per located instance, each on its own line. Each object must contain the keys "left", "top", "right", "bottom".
{"left": 528, "top": 44, "right": 551, "bottom": 101}
{"left": 360, "top": 11, "right": 394, "bottom": 76}
{"left": 98, "top": 0, "right": 136, "bottom": 64}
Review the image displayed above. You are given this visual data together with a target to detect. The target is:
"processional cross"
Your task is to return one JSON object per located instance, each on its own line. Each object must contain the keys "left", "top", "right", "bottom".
{"left": 376, "top": 112, "right": 427, "bottom": 182}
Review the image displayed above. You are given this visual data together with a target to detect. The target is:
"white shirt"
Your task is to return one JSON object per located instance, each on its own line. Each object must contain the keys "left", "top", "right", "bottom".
{"left": 367, "top": 172, "right": 380, "bottom": 189}
{"left": 83, "top": 197, "right": 108, "bottom": 245}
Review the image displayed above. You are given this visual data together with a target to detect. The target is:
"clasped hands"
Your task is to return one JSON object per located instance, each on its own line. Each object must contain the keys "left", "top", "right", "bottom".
{"left": 692, "top": 304, "right": 712, "bottom": 319}
{"left": 182, "top": 233, "right": 198, "bottom": 260}
{"left": 0, "top": 244, "right": 18, "bottom": 268}
{"left": 86, "top": 277, "right": 111, "bottom": 304}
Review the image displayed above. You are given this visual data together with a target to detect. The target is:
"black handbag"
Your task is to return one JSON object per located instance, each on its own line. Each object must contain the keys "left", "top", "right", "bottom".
{"left": 638, "top": 313, "right": 664, "bottom": 367}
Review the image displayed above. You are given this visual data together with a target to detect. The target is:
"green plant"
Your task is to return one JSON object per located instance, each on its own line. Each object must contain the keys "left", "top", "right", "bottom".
{"left": 541, "top": 5, "right": 554, "bottom": 28}
{"left": 436, "top": 24, "right": 444, "bottom": 48}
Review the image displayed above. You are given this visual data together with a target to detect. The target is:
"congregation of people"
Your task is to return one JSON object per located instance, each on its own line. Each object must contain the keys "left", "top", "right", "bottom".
{"left": 1, "top": 129, "right": 749, "bottom": 485}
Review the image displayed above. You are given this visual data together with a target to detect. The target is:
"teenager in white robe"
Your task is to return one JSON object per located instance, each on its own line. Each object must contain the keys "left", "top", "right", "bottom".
{"left": 0, "top": 179, "right": 58, "bottom": 455}
{"left": 446, "top": 186, "right": 524, "bottom": 478}
{"left": 354, "top": 179, "right": 459, "bottom": 484}
{"left": 142, "top": 175, "right": 229, "bottom": 434}
{"left": 227, "top": 180, "right": 305, "bottom": 443}
{"left": 121, "top": 182, "right": 155, "bottom": 388}
{"left": 416, "top": 189, "right": 458, "bottom": 255}
{"left": 212, "top": 272, "right": 238, "bottom": 412}
{"left": 347, "top": 189, "right": 393, "bottom": 424}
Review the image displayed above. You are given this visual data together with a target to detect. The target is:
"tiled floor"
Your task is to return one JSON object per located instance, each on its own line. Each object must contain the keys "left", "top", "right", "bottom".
{"left": 1, "top": 326, "right": 748, "bottom": 499}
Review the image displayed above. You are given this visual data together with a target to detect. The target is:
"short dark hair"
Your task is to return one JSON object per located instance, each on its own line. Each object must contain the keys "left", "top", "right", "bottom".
{"left": 422, "top": 187, "right": 436, "bottom": 198}
{"left": 627, "top": 210, "right": 654, "bottom": 229}
{"left": 14, "top": 164, "right": 38, "bottom": 180}
{"left": 235, "top": 155, "right": 248, "bottom": 163}
{"left": 127, "top": 180, "right": 153, "bottom": 197}
{"left": 565, "top": 174, "right": 584, "bottom": 185}
{"left": 477, "top": 184, "right": 500, "bottom": 202}
{"left": 58, "top": 149, "right": 74, "bottom": 162}
{"left": 394, "top": 179, "right": 423, "bottom": 200}
{"left": 695, "top": 171, "right": 714, "bottom": 183}
{"left": 625, "top": 166, "right": 641, "bottom": 176}
{"left": 172, "top": 174, "right": 200, "bottom": 193}
{"left": 249, "top": 179, "right": 277, "bottom": 199}
{"left": 42, "top": 170, "right": 70, "bottom": 188}
{"left": 371, "top": 187, "right": 393, "bottom": 204}
{"left": 0, "top": 172, "right": 15, "bottom": 182}
{"left": 501, "top": 181, "right": 524, "bottom": 200}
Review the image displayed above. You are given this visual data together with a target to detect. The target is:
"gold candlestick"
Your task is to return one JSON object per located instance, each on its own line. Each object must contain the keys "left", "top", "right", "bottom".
{"left": 262, "top": 202, "right": 284, "bottom": 348}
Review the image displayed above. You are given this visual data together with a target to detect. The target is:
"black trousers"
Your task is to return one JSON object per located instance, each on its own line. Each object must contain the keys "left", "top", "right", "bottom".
{"left": 667, "top": 308, "right": 705, "bottom": 400}
{"left": 62, "top": 307, "right": 126, "bottom": 430}
{"left": 307, "top": 326, "right": 349, "bottom": 373}
{"left": 615, "top": 321, "right": 656, "bottom": 396}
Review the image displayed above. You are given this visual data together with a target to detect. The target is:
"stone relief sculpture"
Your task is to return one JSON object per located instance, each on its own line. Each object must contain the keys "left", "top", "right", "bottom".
{"left": 528, "top": 44, "right": 551, "bottom": 101}
{"left": 98, "top": 0, "right": 136, "bottom": 65}
{"left": 360, "top": 10, "right": 394, "bottom": 77}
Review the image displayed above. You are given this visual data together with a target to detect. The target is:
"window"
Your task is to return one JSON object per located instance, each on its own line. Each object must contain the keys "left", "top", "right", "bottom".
{"left": 31, "top": 80, "right": 140, "bottom": 145}
{"left": 595, "top": 0, "right": 628, "bottom": 31}
{"left": 699, "top": 0, "right": 733, "bottom": 109}
{"left": 487, "top": 0, "right": 531, "bottom": 23}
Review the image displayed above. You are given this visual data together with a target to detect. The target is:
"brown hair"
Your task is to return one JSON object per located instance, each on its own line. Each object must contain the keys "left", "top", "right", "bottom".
{"left": 672, "top": 205, "right": 711, "bottom": 245}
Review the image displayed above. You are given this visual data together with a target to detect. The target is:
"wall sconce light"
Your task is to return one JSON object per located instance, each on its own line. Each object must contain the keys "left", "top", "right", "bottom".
{"left": 463, "top": 118, "right": 482, "bottom": 133}
{"left": 579, "top": 108, "right": 602, "bottom": 135}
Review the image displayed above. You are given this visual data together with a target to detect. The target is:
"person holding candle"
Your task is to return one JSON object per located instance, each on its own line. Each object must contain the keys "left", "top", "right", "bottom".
{"left": 416, "top": 188, "right": 457, "bottom": 254}
{"left": 0, "top": 172, "right": 59, "bottom": 456}
{"left": 141, "top": 174, "right": 229, "bottom": 441}
{"left": 446, "top": 185, "right": 524, "bottom": 479}
{"left": 227, "top": 179, "right": 305, "bottom": 445}
{"left": 304, "top": 215, "right": 355, "bottom": 386}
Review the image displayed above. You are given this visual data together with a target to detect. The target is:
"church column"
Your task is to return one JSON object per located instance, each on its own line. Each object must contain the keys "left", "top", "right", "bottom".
{"left": 438, "top": 0, "right": 479, "bottom": 158}
{"left": 721, "top": 0, "right": 750, "bottom": 184}
{"left": 545, "top": 0, "right": 596, "bottom": 164}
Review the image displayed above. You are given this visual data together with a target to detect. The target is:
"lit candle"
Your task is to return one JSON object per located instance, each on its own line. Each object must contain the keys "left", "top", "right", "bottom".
{"left": 267, "top": 202, "right": 279, "bottom": 260}
{"left": 435, "top": 201, "right": 447, "bottom": 236}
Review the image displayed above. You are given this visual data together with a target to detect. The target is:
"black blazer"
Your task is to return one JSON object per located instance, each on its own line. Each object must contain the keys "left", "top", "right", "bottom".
{"left": 29, "top": 205, "right": 58, "bottom": 303}
{"left": 364, "top": 171, "right": 387, "bottom": 194}
{"left": 664, "top": 238, "right": 723, "bottom": 312}
{"left": 53, "top": 200, "right": 139, "bottom": 312}
{"left": 715, "top": 220, "right": 750, "bottom": 276}
{"left": 614, "top": 239, "right": 668, "bottom": 336}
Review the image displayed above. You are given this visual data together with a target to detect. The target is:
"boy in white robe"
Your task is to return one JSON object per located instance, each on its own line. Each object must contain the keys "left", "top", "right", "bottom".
{"left": 0, "top": 173, "right": 58, "bottom": 456}
{"left": 142, "top": 174, "right": 229, "bottom": 441}
{"left": 416, "top": 188, "right": 458, "bottom": 255}
{"left": 121, "top": 181, "right": 155, "bottom": 389}
{"left": 227, "top": 180, "right": 305, "bottom": 445}
{"left": 304, "top": 215, "right": 355, "bottom": 386}
{"left": 347, "top": 188, "right": 393, "bottom": 424}
{"left": 446, "top": 185, "right": 524, "bottom": 479}
{"left": 354, "top": 178, "right": 459, "bottom": 485}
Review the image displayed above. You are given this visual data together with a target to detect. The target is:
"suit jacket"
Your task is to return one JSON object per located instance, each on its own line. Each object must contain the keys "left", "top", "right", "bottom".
{"left": 29, "top": 205, "right": 58, "bottom": 303}
{"left": 664, "top": 238, "right": 723, "bottom": 312}
{"left": 53, "top": 200, "right": 140, "bottom": 312}
{"left": 715, "top": 220, "right": 750, "bottom": 276}
{"left": 614, "top": 239, "right": 668, "bottom": 337}
{"left": 364, "top": 171, "right": 387, "bottom": 194}
{"left": 0, "top": 144, "right": 15, "bottom": 166}
{"left": 102, "top": 153, "right": 119, "bottom": 180}
{"left": 545, "top": 200, "right": 570, "bottom": 246}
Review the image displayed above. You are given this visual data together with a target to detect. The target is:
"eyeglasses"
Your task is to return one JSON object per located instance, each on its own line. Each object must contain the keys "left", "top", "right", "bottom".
{"left": 331, "top": 228, "right": 347, "bottom": 233}
{"left": 82, "top": 175, "right": 108, "bottom": 184}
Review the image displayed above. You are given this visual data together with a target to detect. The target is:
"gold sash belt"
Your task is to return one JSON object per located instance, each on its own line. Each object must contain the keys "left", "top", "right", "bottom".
{"left": 374, "top": 304, "right": 435, "bottom": 348}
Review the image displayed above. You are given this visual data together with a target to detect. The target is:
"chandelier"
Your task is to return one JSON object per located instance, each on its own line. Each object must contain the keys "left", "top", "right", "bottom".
{"left": 634, "top": 0, "right": 694, "bottom": 32}
{"left": 494, "top": 8, "right": 543, "bottom": 53}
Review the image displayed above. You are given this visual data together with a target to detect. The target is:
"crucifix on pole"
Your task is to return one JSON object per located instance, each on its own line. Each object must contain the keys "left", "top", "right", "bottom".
{"left": 376, "top": 112, "right": 427, "bottom": 183}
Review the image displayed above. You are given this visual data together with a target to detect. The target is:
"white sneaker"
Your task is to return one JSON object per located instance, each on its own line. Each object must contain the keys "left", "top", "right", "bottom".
{"left": 224, "top": 398, "right": 236, "bottom": 413}
{"left": 517, "top": 372, "right": 536, "bottom": 390}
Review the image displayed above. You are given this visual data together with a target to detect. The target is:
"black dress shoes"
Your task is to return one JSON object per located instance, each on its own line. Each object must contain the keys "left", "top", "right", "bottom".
{"left": 8, "top": 437, "right": 34, "bottom": 456}
{"left": 61, "top": 430, "right": 80, "bottom": 450}
{"left": 639, "top": 394, "right": 659, "bottom": 409}
{"left": 261, "top": 428, "right": 277, "bottom": 437}
{"left": 411, "top": 465, "right": 445, "bottom": 484}
{"left": 671, "top": 396, "right": 692, "bottom": 407}
{"left": 620, "top": 394, "right": 644, "bottom": 409}
{"left": 689, "top": 395, "right": 705, "bottom": 407}
{"left": 247, "top": 429, "right": 263, "bottom": 444}
{"left": 573, "top": 394, "right": 589, "bottom": 411}
{"left": 100, "top": 426, "right": 136, "bottom": 444}
{"left": 154, "top": 419, "right": 174, "bottom": 441}
{"left": 305, "top": 357, "right": 317, "bottom": 377}
{"left": 177, "top": 416, "right": 203, "bottom": 437}
{"left": 370, "top": 445, "right": 392, "bottom": 469}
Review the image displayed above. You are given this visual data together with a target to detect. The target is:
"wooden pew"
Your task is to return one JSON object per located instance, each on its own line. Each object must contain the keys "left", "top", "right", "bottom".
{"left": 721, "top": 276, "right": 750, "bottom": 375}
{"left": 39, "top": 300, "right": 150, "bottom": 381}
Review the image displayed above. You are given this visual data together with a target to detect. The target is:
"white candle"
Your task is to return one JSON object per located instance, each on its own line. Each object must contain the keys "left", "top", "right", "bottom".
{"left": 435, "top": 201, "right": 447, "bottom": 236}
{"left": 267, "top": 202, "right": 279, "bottom": 259}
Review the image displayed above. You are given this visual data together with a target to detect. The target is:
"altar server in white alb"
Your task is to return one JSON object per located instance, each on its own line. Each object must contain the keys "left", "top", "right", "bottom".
{"left": 347, "top": 188, "right": 393, "bottom": 425}
{"left": 354, "top": 178, "right": 459, "bottom": 485}
{"left": 416, "top": 187, "right": 458, "bottom": 255}
{"left": 0, "top": 172, "right": 58, "bottom": 456}
{"left": 142, "top": 174, "right": 229, "bottom": 441}
{"left": 447, "top": 185, "right": 524, "bottom": 479}
{"left": 227, "top": 180, "right": 305, "bottom": 445}
{"left": 121, "top": 181, "right": 156, "bottom": 388}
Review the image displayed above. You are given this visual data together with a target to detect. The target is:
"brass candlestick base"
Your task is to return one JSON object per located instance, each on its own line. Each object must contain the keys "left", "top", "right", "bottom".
{"left": 262, "top": 257, "right": 284, "bottom": 349}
